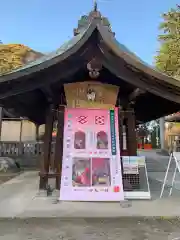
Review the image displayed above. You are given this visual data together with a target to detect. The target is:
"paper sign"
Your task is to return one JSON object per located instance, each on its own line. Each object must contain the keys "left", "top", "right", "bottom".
{"left": 60, "top": 108, "right": 124, "bottom": 201}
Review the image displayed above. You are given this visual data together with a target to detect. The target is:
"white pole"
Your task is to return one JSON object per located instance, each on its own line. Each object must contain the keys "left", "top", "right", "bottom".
{"left": 169, "top": 165, "right": 177, "bottom": 196}
{"left": 160, "top": 153, "right": 172, "bottom": 198}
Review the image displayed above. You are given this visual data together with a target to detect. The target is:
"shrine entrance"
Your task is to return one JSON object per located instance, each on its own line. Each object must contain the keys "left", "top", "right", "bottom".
{"left": 0, "top": 5, "right": 180, "bottom": 201}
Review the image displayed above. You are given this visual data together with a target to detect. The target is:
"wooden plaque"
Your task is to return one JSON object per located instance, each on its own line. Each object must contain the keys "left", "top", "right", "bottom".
{"left": 64, "top": 81, "right": 119, "bottom": 109}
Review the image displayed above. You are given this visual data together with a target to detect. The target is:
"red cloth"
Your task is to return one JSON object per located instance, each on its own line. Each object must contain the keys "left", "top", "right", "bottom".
{"left": 75, "top": 168, "right": 90, "bottom": 185}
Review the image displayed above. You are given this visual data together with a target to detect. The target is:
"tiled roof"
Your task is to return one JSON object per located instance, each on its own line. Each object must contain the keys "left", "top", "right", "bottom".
{"left": 1, "top": 27, "right": 88, "bottom": 76}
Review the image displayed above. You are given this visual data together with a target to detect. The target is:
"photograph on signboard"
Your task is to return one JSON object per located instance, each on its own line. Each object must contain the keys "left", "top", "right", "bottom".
{"left": 72, "top": 157, "right": 91, "bottom": 186}
{"left": 91, "top": 158, "right": 111, "bottom": 186}
{"left": 74, "top": 131, "right": 86, "bottom": 149}
{"left": 96, "top": 131, "right": 108, "bottom": 149}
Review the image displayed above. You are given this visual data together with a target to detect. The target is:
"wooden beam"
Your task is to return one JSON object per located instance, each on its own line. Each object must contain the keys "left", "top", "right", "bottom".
{"left": 3, "top": 108, "right": 17, "bottom": 118}
{"left": 0, "top": 63, "right": 81, "bottom": 101}
{"left": 100, "top": 44, "right": 180, "bottom": 104}
{"left": 128, "top": 88, "right": 145, "bottom": 102}
{"left": 0, "top": 39, "right": 96, "bottom": 101}
{"left": 0, "top": 38, "right": 100, "bottom": 105}
{"left": 41, "top": 87, "right": 53, "bottom": 103}
{"left": 2, "top": 94, "right": 47, "bottom": 124}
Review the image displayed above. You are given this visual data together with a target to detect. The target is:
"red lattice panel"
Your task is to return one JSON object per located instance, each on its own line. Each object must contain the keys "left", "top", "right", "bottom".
{"left": 77, "top": 116, "right": 87, "bottom": 124}
{"left": 95, "top": 116, "right": 105, "bottom": 125}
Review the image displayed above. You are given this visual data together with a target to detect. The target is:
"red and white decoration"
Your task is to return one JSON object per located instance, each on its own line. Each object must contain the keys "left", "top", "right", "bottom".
{"left": 60, "top": 108, "right": 124, "bottom": 202}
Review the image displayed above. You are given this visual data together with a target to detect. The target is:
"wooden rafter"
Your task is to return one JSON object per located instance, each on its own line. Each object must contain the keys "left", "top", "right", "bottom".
{"left": 128, "top": 88, "right": 146, "bottom": 102}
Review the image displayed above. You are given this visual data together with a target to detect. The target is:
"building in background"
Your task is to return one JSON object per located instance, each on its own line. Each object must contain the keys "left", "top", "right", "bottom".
{"left": 165, "top": 113, "right": 180, "bottom": 150}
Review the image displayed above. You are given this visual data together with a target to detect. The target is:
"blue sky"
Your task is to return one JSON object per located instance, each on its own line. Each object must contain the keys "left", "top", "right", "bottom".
{"left": 0, "top": 0, "right": 177, "bottom": 64}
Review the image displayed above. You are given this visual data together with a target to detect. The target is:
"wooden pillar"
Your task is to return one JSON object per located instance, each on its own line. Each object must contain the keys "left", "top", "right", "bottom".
{"left": 19, "top": 118, "right": 23, "bottom": 143}
{"left": 54, "top": 106, "right": 64, "bottom": 190}
{"left": 18, "top": 118, "right": 23, "bottom": 155}
{"left": 126, "top": 109, "right": 137, "bottom": 156}
{"left": 35, "top": 124, "right": 39, "bottom": 141}
{"left": 160, "top": 117, "right": 165, "bottom": 149}
{"left": 39, "top": 104, "right": 54, "bottom": 189}
{"left": 0, "top": 107, "right": 3, "bottom": 141}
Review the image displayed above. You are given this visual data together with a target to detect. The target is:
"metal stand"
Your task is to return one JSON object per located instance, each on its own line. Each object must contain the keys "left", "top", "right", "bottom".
{"left": 160, "top": 151, "right": 180, "bottom": 198}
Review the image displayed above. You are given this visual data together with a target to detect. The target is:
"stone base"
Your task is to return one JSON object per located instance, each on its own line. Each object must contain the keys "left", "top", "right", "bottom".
{"left": 52, "top": 189, "right": 60, "bottom": 198}
{"left": 37, "top": 189, "right": 60, "bottom": 198}
{"left": 37, "top": 190, "right": 47, "bottom": 197}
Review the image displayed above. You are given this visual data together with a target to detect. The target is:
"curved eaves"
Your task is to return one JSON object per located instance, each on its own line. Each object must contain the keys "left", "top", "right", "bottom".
{"left": 97, "top": 24, "right": 180, "bottom": 89}
{"left": 0, "top": 22, "right": 97, "bottom": 83}
{"left": 99, "top": 38, "right": 180, "bottom": 104}
{"left": 102, "top": 59, "right": 180, "bottom": 104}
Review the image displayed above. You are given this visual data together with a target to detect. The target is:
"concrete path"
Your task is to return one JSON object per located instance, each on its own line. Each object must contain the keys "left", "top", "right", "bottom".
{"left": 149, "top": 172, "right": 180, "bottom": 191}
{"left": 138, "top": 149, "right": 172, "bottom": 172}
{"left": 0, "top": 171, "right": 180, "bottom": 218}
{"left": 1, "top": 218, "right": 180, "bottom": 240}
{"left": 0, "top": 171, "right": 38, "bottom": 218}
{"left": 1, "top": 151, "right": 180, "bottom": 219}
{"left": 139, "top": 150, "right": 180, "bottom": 192}
{"left": 18, "top": 195, "right": 180, "bottom": 218}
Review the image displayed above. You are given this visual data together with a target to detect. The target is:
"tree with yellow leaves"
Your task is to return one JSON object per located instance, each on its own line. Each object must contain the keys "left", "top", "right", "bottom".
{"left": 0, "top": 44, "right": 43, "bottom": 75}
{"left": 155, "top": 5, "right": 180, "bottom": 78}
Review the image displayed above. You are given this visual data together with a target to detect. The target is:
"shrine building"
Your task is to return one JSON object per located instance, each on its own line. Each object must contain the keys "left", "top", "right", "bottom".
{"left": 0, "top": 5, "right": 180, "bottom": 190}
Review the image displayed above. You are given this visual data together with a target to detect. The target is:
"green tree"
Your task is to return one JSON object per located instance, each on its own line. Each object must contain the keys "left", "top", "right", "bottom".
{"left": 155, "top": 5, "right": 180, "bottom": 78}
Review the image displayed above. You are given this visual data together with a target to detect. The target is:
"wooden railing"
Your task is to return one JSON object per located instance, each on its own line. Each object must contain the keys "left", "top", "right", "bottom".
{"left": 0, "top": 141, "right": 56, "bottom": 157}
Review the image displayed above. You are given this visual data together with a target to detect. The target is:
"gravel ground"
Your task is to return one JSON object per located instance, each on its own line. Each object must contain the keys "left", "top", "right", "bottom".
{"left": 0, "top": 218, "right": 180, "bottom": 240}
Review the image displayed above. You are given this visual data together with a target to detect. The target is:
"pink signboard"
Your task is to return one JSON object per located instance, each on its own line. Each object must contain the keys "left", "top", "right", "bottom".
{"left": 59, "top": 108, "right": 124, "bottom": 201}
